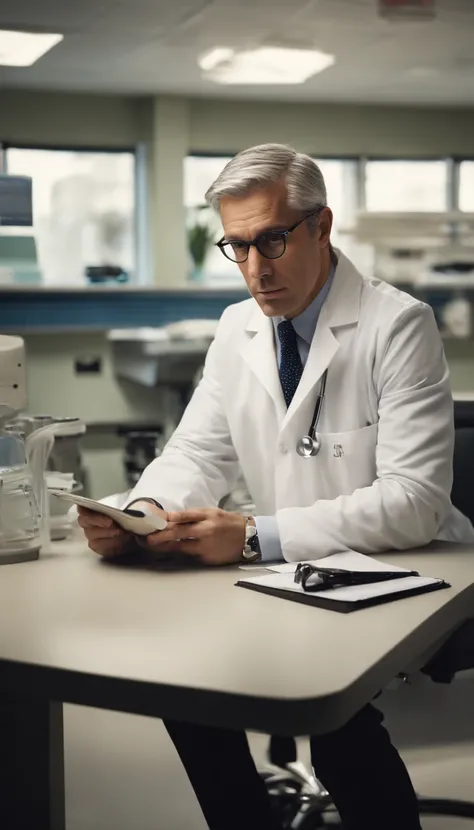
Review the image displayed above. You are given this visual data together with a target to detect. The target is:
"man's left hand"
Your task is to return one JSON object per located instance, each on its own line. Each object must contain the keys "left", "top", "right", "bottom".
{"left": 141, "top": 508, "right": 247, "bottom": 566}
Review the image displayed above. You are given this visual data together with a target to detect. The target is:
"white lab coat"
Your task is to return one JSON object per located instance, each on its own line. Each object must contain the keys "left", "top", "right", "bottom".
{"left": 129, "top": 251, "right": 474, "bottom": 560}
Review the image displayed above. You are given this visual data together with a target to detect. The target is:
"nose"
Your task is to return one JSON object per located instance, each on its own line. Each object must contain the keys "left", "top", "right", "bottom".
{"left": 246, "top": 245, "right": 272, "bottom": 283}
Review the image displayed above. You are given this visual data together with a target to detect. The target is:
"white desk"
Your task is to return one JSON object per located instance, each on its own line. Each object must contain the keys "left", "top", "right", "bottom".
{"left": 1, "top": 538, "right": 474, "bottom": 829}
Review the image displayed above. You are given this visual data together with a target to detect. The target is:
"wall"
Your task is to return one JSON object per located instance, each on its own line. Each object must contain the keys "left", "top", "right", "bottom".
{"left": 0, "top": 89, "right": 153, "bottom": 147}
{"left": 188, "top": 99, "right": 474, "bottom": 158}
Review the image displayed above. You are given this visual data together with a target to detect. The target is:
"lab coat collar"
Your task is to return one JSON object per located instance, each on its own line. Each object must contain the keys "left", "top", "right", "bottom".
{"left": 242, "top": 250, "right": 363, "bottom": 423}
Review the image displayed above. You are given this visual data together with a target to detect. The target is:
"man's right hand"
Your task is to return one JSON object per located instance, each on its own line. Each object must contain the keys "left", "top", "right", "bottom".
{"left": 77, "top": 500, "right": 169, "bottom": 559}
{"left": 77, "top": 506, "right": 134, "bottom": 558}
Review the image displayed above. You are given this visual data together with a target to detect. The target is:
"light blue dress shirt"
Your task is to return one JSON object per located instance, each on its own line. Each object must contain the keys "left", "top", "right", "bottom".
{"left": 255, "top": 265, "right": 335, "bottom": 562}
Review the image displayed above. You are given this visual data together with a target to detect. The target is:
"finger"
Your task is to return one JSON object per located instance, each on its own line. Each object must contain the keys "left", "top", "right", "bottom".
{"left": 167, "top": 509, "right": 213, "bottom": 524}
{"left": 77, "top": 509, "right": 115, "bottom": 529}
{"left": 81, "top": 522, "right": 125, "bottom": 539}
{"left": 85, "top": 526, "right": 126, "bottom": 542}
{"left": 88, "top": 540, "right": 126, "bottom": 558}
{"left": 147, "top": 522, "right": 210, "bottom": 545}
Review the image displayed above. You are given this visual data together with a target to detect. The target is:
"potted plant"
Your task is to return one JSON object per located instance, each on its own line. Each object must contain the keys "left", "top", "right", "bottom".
{"left": 187, "top": 205, "right": 215, "bottom": 282}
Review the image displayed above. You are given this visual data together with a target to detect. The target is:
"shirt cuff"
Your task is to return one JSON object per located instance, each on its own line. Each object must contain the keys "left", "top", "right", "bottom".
{"left": 255, "top": 516, "right": 284, "bottom": 563}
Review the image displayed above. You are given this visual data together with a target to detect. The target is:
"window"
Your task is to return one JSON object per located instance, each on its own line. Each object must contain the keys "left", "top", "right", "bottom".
{"left": 313, "top": 158, "right": 359, "bottom": 250}
{"left": 459, "top": 161, "right": 474, "bottom": 212}
{"left": 184, "top": 155, "right": 236, "bottom": 283}
{"left": 5, "top": 147, "right": 136, "bottom": 284}
{"left": 365, "top": 160, "right": 448, "bottom": 212}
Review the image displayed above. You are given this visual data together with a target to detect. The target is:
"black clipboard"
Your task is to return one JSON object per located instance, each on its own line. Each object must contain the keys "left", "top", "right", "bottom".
{"left": 236, "top": 577, "right": 450, "bottom": 613}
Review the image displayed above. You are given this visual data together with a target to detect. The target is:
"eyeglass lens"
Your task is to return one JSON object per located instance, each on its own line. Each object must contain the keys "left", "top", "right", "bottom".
{"left": 224, "top": 231, "right": 287, "bottom": 263}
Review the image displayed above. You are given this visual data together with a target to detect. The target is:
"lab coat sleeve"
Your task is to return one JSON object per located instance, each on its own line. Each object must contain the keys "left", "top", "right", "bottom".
{"left": 276, "top": 303, "right": 455, "bottom": 560}
{"left": 127, "top": 319, "right": 241, "bottom": 511}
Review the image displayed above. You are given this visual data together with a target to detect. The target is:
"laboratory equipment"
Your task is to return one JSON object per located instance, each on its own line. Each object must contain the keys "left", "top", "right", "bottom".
{"left": 0, "top": 175, "right": 41, "bottom": 285}
{"left": 122, "top": 429, "right": 161, "bottom": 488}
{"left": 24, "top": 416, "right": 86, "bottom": 545}
{"left": 0, "top": 335, "right": 41, "bottom": 564}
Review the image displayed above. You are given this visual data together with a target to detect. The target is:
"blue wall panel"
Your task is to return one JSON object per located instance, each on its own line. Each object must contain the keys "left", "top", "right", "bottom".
{"left": 0, "top": 289, "right": 248, "bottom": 330}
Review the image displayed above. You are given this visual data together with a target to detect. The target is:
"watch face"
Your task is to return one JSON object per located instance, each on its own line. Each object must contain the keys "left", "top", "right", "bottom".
{"left": 246, "top": 524, "right": 257, "bottom": 540}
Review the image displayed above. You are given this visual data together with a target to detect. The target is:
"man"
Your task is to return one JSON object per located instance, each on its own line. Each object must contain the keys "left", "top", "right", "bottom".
{"left": 79, "top": 144, "right": 474, "bottom": 830}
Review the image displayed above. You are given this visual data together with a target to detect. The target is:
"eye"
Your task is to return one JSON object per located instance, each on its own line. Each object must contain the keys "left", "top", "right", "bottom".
{"left": 230, "top": 240, "right": 248, "bottom": 252}
{"left": 260, "top": 231, "right": 285, "bottom": 247}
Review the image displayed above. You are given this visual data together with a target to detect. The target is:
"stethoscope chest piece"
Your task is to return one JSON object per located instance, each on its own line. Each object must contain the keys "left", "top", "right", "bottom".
{"left": 295, "top": 368, "right": 328, "bottom": 458}
{"left": 296, "top": 434, "right": 321, "bottom": 458}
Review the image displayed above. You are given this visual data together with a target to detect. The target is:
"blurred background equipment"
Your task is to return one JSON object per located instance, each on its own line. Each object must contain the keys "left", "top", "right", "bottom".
{"left": 378, "top": 0, "right": 436, "bottom": 21}
{"left": 0, "top": 334, "right": 41, "bottom": 564}
{"left": 0, "top": 174, "right": 41, "bottom": 284}
{"left": 122, "top": 428, "right": 161, "bottom": 489}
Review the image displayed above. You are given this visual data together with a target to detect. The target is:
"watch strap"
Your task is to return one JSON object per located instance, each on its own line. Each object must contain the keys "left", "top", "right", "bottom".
{"left": 242, "top": 517, "right": 262, "bottom": 562}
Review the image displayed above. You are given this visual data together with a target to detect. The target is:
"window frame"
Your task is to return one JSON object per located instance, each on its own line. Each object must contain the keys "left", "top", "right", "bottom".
{"left": 2, "top": 142, "right": 146, "bottom": 284}
{"left": 455, "top": 157, "right": 474, "bottom": 213}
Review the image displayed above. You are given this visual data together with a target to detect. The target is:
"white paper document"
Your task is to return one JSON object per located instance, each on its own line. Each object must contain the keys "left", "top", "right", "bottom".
{"left": 266, "top": 550, "right": 412, "bottom": 575}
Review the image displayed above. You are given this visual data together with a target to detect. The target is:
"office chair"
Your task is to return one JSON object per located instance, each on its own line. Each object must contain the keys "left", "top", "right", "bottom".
{"left": 260, "top": 404, "right": 474, "bottom": 828}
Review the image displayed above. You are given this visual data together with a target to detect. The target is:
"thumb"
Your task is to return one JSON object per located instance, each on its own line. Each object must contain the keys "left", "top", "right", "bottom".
{"left": 167, "top": 509, "right": 209, "bottom": 524}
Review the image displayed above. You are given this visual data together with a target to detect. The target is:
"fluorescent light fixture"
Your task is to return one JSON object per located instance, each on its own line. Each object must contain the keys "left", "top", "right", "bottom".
{"left": 199, "top": 46, "right": 335, "bottom": 85}
{"left": 0, "top": 29, "right": 63, "bottom": 67}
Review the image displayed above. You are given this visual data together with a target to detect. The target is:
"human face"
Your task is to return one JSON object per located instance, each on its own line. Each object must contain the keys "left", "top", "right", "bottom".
{"left": 219, "top": 181, "right": 333, "bottom": 318}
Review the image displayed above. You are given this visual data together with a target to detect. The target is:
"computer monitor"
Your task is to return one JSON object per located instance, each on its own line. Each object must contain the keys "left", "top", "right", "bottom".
{"left": 0, "top": 175, "right": 33, "bottom": 227}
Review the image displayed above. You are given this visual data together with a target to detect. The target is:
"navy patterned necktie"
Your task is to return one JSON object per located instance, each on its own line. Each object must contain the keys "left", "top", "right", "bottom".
{"left": 277, "top": 320, "right": 304, "bottom": 408}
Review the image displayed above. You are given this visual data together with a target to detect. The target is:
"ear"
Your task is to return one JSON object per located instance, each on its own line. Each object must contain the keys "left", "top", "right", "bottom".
{"left": 318, "top": 207, "right": 333, "bottom": 248}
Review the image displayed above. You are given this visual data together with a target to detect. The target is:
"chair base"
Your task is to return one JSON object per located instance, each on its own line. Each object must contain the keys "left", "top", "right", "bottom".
{"left": 260, "top": 763, "right": 474, "bottom": 828}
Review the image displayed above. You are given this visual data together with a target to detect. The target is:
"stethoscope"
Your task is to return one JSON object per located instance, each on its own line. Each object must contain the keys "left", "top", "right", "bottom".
{"left": 296, "top": 369, "right": 328, "bottom": 458}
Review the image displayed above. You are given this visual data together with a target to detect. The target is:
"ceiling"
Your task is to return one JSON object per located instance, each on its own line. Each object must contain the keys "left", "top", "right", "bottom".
{"left": 0, "top": 0, "right": 473, "bottom": 105}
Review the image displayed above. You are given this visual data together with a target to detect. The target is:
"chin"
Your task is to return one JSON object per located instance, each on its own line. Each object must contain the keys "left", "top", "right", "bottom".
{"left": 255, "top": 293, "right": 292, "bottom": 317}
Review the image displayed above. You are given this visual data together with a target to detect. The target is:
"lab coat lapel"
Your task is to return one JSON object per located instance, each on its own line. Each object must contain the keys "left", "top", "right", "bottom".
{"left": 285, "top": 324, "right": 339, "bottom": 423}
{"left": 240, "top": 253, "right": 363, "bottom": 426}
{"left": 282, "top": 252, "right": 363, "bottom": 427}
{"left": 241, "top": 308, "right": 287, "bottom": 422}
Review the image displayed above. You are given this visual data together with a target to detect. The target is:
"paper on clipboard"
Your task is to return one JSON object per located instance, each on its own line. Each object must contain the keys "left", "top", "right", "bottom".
{"left": 267, "top": 550, "right": 412, "bottom": 574}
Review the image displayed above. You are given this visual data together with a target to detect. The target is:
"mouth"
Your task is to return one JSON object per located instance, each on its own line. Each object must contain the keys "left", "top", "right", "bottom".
{"left": 257, "top": 288, "right": 285, "bottom": 298}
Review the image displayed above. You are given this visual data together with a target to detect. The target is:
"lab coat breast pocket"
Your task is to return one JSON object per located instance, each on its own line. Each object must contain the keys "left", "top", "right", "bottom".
{"left": 315, "top": 423, "right": 379, "bottom": 498}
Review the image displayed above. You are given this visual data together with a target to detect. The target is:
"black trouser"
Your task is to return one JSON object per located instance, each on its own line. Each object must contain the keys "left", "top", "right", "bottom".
{"left": 164, "top": 703, "right": 422, "bottom": 830}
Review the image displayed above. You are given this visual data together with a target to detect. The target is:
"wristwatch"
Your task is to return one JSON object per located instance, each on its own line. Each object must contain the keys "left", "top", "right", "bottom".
{"left": 242, "top": 517, "right": 262, "bottom": 563}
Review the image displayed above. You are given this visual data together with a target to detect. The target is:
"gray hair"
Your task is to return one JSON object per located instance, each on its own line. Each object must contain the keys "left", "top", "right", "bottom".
{"left": 205, "top": 143, "right": 327, "bottom": 213}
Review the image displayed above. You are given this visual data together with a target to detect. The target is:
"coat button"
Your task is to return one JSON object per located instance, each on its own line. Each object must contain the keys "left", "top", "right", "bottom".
{"left": 279, "top": 443, "right": 288, "bottom": 454}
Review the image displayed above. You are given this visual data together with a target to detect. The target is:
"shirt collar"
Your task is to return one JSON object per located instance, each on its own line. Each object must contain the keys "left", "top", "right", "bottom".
{"left": 272, "top": 262, "right": 335, "bottom": 346}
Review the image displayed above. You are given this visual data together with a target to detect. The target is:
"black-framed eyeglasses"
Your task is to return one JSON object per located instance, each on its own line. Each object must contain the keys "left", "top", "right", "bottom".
{"left": 294, "top": 563, "right": 418, "bottom": 593}
{"left": 217, "top": 206, "right": 325, "bottom": 264}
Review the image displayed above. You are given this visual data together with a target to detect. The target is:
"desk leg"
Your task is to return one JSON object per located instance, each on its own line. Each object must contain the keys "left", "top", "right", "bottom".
{"left": 0, "top": 700, "right": 65, "bottom": 830}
